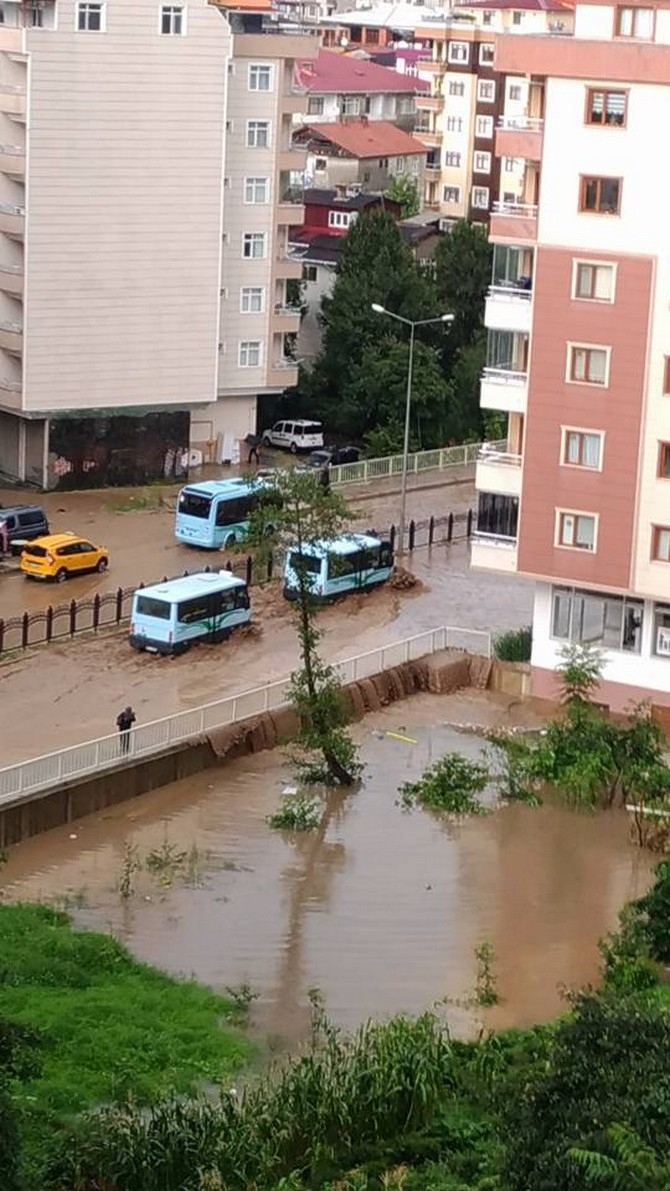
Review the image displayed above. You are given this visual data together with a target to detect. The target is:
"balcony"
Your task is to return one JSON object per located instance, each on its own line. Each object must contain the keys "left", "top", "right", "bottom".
{"left": 425, "top": 162, "right": 441, "bottom": 179}
{"left": 489, "top": 201, "right": 538, "bottom": 243}
{"left": 0, "top": 201, "right": 24, "bottom": 239}
{"left": 267, "top": 357, "right": 298, "bottom": 389}
{"left": 485, "top": 284, "right": 532, "bottom": 334}
{"left": 470, "top": 534, "right": 518, "bottom": 574}
{"left": 0, "top": 263, "right": 23, "bottom": 296}
{"left": 495, "top": 115, "right": 543, "bottom": 163}
{"left": 273, "top": 303, "right": 301, "bottom": 332}
{"left": 0, "top": 143, "right": 24, "bottom": 179}
{"left": 480, "top": 366, "right": 528, "bottom": 415}
{"left": 276, "top": 184, "right": 304, "bottom": 225}
{"left": 417, "top": 129, "right": 442, "bottom": 149}
{"left": 0, "top": 85, "right": 25, "bottom": 120}
{"left": 0, "top": 319, "right": 22, "bottom": 353}
{"left": 416, "top": 94, "right": 442, "bottom": 112}
{"left": 278, "top": 147, "right": 307, "bottom": 172}
{"left": 275, "top": 251, "right": 303, "bottom": 280}
{"left": 475, "top": 447, "right": 523, "bottom": 498}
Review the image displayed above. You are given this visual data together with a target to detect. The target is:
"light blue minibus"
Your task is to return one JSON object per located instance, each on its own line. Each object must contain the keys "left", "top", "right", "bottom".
{"left": 175, "top": 478, "right": 278, "bottom": 550}
{"left": 130, "top": 571, "right": 251, "bottom": 655}
{"left": 283, "top": 533, "right": 394, "bottom": 603}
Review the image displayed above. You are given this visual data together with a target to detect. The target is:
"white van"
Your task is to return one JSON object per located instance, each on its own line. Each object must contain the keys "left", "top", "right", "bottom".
{"left": 261, "top": 420, "right": 324, "bottom": 454}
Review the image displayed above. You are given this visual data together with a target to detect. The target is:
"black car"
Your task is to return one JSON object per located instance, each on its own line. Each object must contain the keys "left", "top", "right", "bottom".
{"left": 307, "top": 446, "right": 361, "bottom": 470}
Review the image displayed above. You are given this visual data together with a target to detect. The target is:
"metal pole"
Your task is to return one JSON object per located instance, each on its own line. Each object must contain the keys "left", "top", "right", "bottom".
{"left": 398, "top": 320, "right": 415, "bottom": 559}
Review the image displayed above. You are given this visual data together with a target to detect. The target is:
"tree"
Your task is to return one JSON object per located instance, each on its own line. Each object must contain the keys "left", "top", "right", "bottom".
{"left": 249, "top": 470, "right": 362, "bottom": 786}
{"left": 342, "top": 334, "right": 450, "bottom": 448}
{"left": 443, "top": 331, "right": 487, "bottom": 443}
{"left": 434, "top": 220, "right": 492, "bottom": 358}
{"left": 385, "top": 173, "right": 420, "bottom": 218}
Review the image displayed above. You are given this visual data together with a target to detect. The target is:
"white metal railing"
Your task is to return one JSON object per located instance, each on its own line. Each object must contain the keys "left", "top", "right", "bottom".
{"left": 0, "top": 624, "right": 492, "bottom": 806}
{"left": 0, "top": 263, "right": 23, "bottom": 274}
{"left": 487, "top": 283, "right": 532, "bottom": 301}
{"left": 0, "top": 201, "right": 24, "bottom": 216}
{"left": 482, "top": 366, "right": 528, "bottom": 385}
{"left": 472, "top": 532, "right": 518, "bottom": 548}
{"left": 329, "top": 440, "right": 490, "bottom": 487}
{"left": 0, "top": 319, "right": 21, "bottom": 333}
{"left": 274, "top": 304, "right": 300, "bottom": 317}
{"left": 497, "top": 116, "right": 543, "bottom": 132}
{"left": 273, "top": 358, "right": 296, "bottom": 369}
{"left": 477, "top": 447, "right": 523, "bottom": 467}
{"left": 492, "top": 201, "right": 538, "bottom": 219}
{"left": 0, "top": 143, "right": 24, "bottom": 155}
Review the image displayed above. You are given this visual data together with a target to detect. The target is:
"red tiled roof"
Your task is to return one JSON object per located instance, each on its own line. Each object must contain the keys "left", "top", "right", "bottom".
{"left": 465, "top": 0, "right": 572, "bottom": 9}
{"left": 301, "top": 48, "right": 429, "bottom": 95}
{"left": 295, "top": 120, "right": 428, "bottom": 159}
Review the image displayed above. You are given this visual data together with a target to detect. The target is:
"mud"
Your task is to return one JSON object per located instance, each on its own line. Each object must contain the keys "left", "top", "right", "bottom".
{"left": 0, "top": 693, "right": 655, "bottom": 1044}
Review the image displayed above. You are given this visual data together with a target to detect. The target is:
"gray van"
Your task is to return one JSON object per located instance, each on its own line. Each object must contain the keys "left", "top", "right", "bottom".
{"left": 0, "top": 504, "right": 50, "bottom": 555}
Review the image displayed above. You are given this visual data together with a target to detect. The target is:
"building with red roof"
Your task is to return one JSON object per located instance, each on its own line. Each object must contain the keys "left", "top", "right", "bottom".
{"left": 293, "top": 119, "right": 428, "bottom": 191}
{"left": 295, "top": 49, "right": 429, "bottom": 131}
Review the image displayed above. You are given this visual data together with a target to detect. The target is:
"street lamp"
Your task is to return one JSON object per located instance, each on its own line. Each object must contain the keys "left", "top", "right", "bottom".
{"left": 371, "top": 304, "right": 454, "bottom": 558}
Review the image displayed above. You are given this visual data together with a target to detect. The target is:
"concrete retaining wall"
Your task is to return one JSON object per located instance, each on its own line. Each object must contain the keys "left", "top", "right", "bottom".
{"left": 0, "top": 652, "right": 491, "bottom": 847}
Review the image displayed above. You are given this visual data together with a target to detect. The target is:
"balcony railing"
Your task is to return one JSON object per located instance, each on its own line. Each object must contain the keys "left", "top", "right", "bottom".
{"left": 0, "top": 263, "right": 23, "bottom": 274}
{"left": 0, "top": 144, "right": 24, "bottom": 155}
{"left": 274, "top": 303, "right": 301, "bottom": 316}
{"left": 0, "top": 85, "right": 24, "bottom": 96}
{"left": 497, "top": 116, "right": 543, "bottom": 131}
{"left": 487, "top": 282, "right": 532, "bottom": 301}
{"left": 0, "top": 202, "right": 24, "bottom": 217}
{"left": 0, "top": 376, "right": 20, "bottom": 391}
{"left": 274, "top": 357, "right": 297, "bottom": 369}
{"left": 0, "top": 319, "right": 22, "bottom": 333}
{"left": 482, "top": 366, "right": 527, "bottom": 385}
{"left": 492, "top": 201, "right": 538, "bottom": 219}
{"left": 477, "top": 447, "right": 522, "bottom": 467}
{"left": 472, "top": 530, "right": 518, "bottom": 547}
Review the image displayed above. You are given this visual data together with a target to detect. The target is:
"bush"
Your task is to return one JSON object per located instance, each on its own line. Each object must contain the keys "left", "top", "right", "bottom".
{"left": 494, "top": 626, "right": 532, "bottom": 663}
{"left": 397, "top": 752, "right": 490, "bottom": 815}
{"left": 266, "top": 793, "right": 322, "bottom": 831}
{"left": 632, "top": 859, "right": 670, "bottom": 964}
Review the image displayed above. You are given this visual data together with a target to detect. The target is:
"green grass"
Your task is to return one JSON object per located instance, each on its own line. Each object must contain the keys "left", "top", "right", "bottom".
{"left": 0, "top": 904, "right": 250, "bottom": 1171}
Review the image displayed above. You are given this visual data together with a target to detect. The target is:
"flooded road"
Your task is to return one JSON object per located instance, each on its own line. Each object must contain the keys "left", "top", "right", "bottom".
{"left": 0, "top": 694, "right": 653, "bottom": 1042}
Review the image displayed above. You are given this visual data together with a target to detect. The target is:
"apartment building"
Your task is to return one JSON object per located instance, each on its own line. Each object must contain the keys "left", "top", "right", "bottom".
{"left": 0, "top": 0, "right": 314, "bottom": 488}
{"left": 293, "top": 48, "right": 428, "bottom": 131}
{"left": 293, "top": 118, "right": 427, "bottom": 191}
{"left": 471, "top": 0, "right": 670, "bottom": 711}
{"left": 414, "top": 0, "right": 574, "bottom": 223}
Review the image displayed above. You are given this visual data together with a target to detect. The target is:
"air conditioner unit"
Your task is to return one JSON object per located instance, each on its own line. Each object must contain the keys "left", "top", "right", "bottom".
{"left": 657, "top": 628, "right": 670, "bottom": 657}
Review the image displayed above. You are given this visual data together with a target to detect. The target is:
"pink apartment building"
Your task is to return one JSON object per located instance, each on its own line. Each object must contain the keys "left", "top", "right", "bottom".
{"left": 472, "top": 0, "right": 670, "bottom": 712}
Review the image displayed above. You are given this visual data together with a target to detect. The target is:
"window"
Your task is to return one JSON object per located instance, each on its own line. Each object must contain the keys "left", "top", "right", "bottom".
{"left": 509, "top": 84, "right": 522, "bottom": 101}
{"left": 664, "top": 358, "right": 670, "bottom": 394}
{"left": 444, "top": 151, "right": 461, "bottom": 167}
{"left": 653, "top": 526, "right": 670, "bottom": 561}
{"left": 586, "top": 88, "right": 627, "bottom": 126}
{"left": 240, "top": 286, "right": 264, "bottom": 313}
{"left": 341, "top": 96, "right": 361, "bottom": 116}
{"left": 28, "top": 4, "right": 43, "bottom": 25}
{"left": 658, "top": 443, "right": 670, "bottom": 478}
{"left": 471, "top": 186, "right": 489, "bottom": 209}
{"left": 314, "top": 156, "right": 327, "bottom": 172}
{"left": 443, "top": 185, "right": 461, "bottom": 203}
{"left": 77, "top": 2, "right": 104, "bottom": 30}
{"left": 616, "top": 5, "right": 653, "bottom": 37}
{"left": 654, "top": 604, "right": 670, "bottom": 655}
{"left": 568, "top": 344, "right": 609, "bottom": 385}
{"left": 249, "top": 63, "right": 272, "bottom": 91}
{"left": 562, "top": 429, "right": 603, "bottom": 469}
{"left": 136, "top": 596, "right": 171, "bottom": 620}
{"left": 477, "top": 80, "right": 495, "bottom": 103}
{"left": 580, "top": 175, "right": 621, "bottom": 214}
{"left": 247, "top": 120, "right": 270, "bottom": 148}
{"left": 573, "top": 261, "right": 616, "bottom": 302}
{"left": 243, "top": 232, "right": 266, "bottom": 259}
{"left": 302, "top": 264, "right": 317, "bottom": 282}
{"left": 474, "top": 151, "right": 491, "bottom": 172}
{"left": 479, "top": 43, "right": 495, "bottom": 64}
{"left": 160, "top": 5, "right": 184, "bottom": 34}
{"left": 551, "top": 586, "right": 643, "bottom": 653}
{"left": 476, "top": 493, "right": 518, "bottom": 539}
{"left": 512, "top": 10, "right": 522, "bottom": 23}
{"left": 475, "top": 115, "right": 494, "bottom": 137}
{"left": 239, "top": 340, "right": 262, "bottom": 367}
{"left": 307, "top": 96, "right": 324, "bottom": 116}
{"left": 448, "top": 41, "right": 469, "bottom": 63}
{"left": 244, "top": 176, "right": 269, "bottom": 204}
{"left": 328, "top": 210, "right": 355, "bottom": 229}
{"left": 482, "top": 10, "right": 492, "bottom": 23}
{"left": 446, "top": 116, "right": 463, "bottom": 132}
{"left": 556, "top": 511, "right": 598, "bottom": 552}
{"left": 448, "top": 80, "right": 465, "bottom": 97}
{"left": 395, "top": 156, "right": 406, "bottom": 173}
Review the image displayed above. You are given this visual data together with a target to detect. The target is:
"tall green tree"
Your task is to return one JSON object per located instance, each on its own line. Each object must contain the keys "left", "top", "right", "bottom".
{"left": 345, "top": 335, "right": 450, "bottom": 449}
{"left": 434, "top": 219, "right": 492, "bottom": 357}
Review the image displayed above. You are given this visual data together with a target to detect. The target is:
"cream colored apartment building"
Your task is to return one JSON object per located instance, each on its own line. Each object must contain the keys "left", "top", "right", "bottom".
{"left": 0, "top": 0, "right": 313, "bottom": 489}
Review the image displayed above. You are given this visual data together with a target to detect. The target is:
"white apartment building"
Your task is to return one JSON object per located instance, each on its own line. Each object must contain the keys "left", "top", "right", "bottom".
{"left": 0, "top": 0, "right": 314, "bottom": 489}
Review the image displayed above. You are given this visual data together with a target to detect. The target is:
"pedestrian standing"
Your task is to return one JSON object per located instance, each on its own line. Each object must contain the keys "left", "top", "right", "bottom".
{"left": 116, "top": 706, "right": 136, "bottom": 755}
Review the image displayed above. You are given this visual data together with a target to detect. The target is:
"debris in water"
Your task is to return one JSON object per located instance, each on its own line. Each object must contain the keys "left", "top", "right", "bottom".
{"left": 386, "top": 731, "right": 418, "bottom": 745}
{"left": 69, "top": 833, "right": 77, "bottom": 840}
{"left": 372, "top": 731, "right": 385, "bottom": 739}
{"left": 282, "top": 785, "right": 298, "bottom": 796}
{"left": 389, "top": 566, "right": 418, "bottom": 590}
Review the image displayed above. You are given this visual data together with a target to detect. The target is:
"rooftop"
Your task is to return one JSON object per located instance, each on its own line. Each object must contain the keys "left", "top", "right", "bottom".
{"left": 303, "top": 187, "right": 391, "bottom": 210}
{"left": 299, "top": 48, "right": 428, "bottom": 94}
{"left": 295, "top": 120, "right": 428, "bottom": 159}
{"left": 288, "top": 232, "right": 343, "bottom": 265}
{"left": 139, "top": 571, "right": 246, "bottom": 601}
{"left": 321, "top": 4, "right": 443, "bottom": 29}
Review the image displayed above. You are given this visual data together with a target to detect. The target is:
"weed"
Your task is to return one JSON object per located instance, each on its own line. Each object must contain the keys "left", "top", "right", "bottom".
{"left": 266, "top": 793, "right": 322, "bottom": 831}
{"left": 145, "top": 840, "right": 188, "bottom": 888}
{"left": 397, "top": 752, "right": 490, "bottom": 816}
{"left": 474, "top": 942, "right": 500, "bottom": 1008}
{"left": 49, "top": 888, "right": 88, "bottom": 911}
{"left": 224, "top": 981, "right": 260, "bottom": 1015}
{"left": 183, "top": 844, "right": 205, "bottom": 888}
{"left": 494, "top": 627, "right": 532, "bottom": 663}
{"left": 118, "top": 843, "right": 142, "bottom": 900}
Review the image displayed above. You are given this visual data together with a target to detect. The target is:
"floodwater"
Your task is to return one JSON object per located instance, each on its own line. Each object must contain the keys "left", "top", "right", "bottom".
{"left": 0, "top": 693, "right": 654, "bottom": 1043}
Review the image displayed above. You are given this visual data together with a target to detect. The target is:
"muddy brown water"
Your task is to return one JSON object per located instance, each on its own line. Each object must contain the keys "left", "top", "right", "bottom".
{"left": 2, "top": 693, "right": 650, "bottom": 1044}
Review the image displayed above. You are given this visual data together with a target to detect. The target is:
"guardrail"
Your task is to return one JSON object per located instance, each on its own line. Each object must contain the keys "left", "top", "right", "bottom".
{"left": 329, "top": 440, "right": 492, "bottom": 487}
{"left": 0, "top": 623, "right": 492, "bottom": 804}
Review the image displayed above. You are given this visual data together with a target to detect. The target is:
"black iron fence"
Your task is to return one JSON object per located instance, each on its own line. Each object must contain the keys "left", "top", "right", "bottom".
{"left": 0, "top": 509, "right": 474, "bottom": 655}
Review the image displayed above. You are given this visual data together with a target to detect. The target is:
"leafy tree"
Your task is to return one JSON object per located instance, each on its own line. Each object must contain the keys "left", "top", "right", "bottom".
{"left": 385, "top": 172, "right": 420, "bottom": 218}
{"left": 568, "top": 1123, "right": 670, "bottom": 1189}
{"left": 344, "top": 335, "right": 450, "bottom": 448}
{"left": 249, "top": 470, "right": 361, "bottom": 786}
{"left": 434, "top": 220, "right": 492, "bottom": 357}
{"left": 443, "top": 332, "right": 487, "bottom": 443}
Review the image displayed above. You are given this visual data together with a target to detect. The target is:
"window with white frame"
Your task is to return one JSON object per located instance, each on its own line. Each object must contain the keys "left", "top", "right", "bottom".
{"left": 239, "top": 340, "right": 262, "bottom": 367}
{"left": 471, "top": 186, "right": 489, "bottom": 208}
{"left": 328, "top": 210, "right": 355, "bottom": 229}
{"left": 77, "top": 2, "right": 104, "bottom": 30}
{"left": 509, "top": 84, "right": 522, "bottom": 101}
{"left": 556, "top": 510, "right": 598, "bottom": 551}
{"left": 552, "top": 586, "right": 643, "bottom": 653}
{"left": 653, "top": 604, "right": 670, "bottom": 656}
{"left": 307, "top": 96, "right": 324, "bottom": 116}
{"left": 479, "top": 43, "right": 495, "bottom": 64}
{"left": 447, "top": 41, "right": 469, "bottom": 63}
{"left": 247, "top": 120, "right": 270, "bottom": 148}
{"left": 446, "top": 116, "right": 463, "bottom": 132}
{"left": 244, "top": 177, "right": 269, "bottom": 204}
{"left": 474, "top": 151, "right": 491, "bottom": 173}
{"left": 477, "top": 79, "right": 495, "bottom": 103}
{"left": 512, "top": 9, "right": 522, "bottom": 23}
{"left": 616, "top": 5, "right": 653, "bottom": 37}
{"left": 410, "top": 156, "right": 421, "bottom": 175}
{"left": 652, "top": 526, "right": 670, "bottom": 562}
{"left": 568, "top": 343, "right": 610, "bottom": 385}
{"left": 243, "top": 232, "right": 266, "bottom": 259}
{"left": 444, "top": 151, "right": 461, "bottom": 167}
{"left": 340, "top": 95, "right": 361, "bottom": 116}
{"left": 448, "top": 80, "right": 465, "bottom": 97}
{"left": 240, "top": 286, "right": 264, "bottom": 313}
{"left": 562, "top": 429, "right": 603, "bottom": 469}
{"left": 475, "top": 115, "right": 494, "bottom": 137}
{"left": 573, "top": 261, "right": 616, "bottom": 302}
{"left": 160, "top": 5, "right": 184, "bottom": 34}
{"left": 28, "top": 4, "right": 43, "bottom": 25}
{"left": 302, "top": 264, "right": 317, "bottom": 282}
{"left": 503, "top": 156, "right": 519, "bottom": 171}
{"left": 249, "top": 63, "right": 272, "bottom": 91}
{"left": 443, "top": 185, "right": 460, "bottom": 203}
{"left": 314, "top": 157, "right": 327, "bottom": 172}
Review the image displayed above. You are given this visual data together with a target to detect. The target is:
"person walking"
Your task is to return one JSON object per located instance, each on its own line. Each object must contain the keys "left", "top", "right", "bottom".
{"left": 116, "top": 706, "right": 136, "bottom": 755}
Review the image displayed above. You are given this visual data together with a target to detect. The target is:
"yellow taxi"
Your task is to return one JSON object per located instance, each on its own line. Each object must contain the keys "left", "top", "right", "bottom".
{"left": 20, "top": 533, "right": 109, "bottom": 583}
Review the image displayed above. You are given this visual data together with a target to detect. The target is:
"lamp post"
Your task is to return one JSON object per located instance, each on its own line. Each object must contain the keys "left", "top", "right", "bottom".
{"left": 371, "top": 304, "right": 454, "bottom": 558}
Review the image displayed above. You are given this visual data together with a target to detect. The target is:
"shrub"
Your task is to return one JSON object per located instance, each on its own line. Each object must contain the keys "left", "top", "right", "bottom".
{"left": 494, "top": 627, "right": 532, "bottom": 663}
{"left": 266, "top": 793, "right": 322, "bottom": 831}
{"left": 397, "top": 752, "right": 490, "bottom": 816}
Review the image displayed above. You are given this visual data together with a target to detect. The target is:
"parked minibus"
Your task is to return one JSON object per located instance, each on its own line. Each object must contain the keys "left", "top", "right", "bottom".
{"left": 283, "top": 533, "right": 394, "bottom": 603}
{"left": 174, "top": 478, "right": 279, "bottom": 550}
{"left": 129, "top": 571, "right": 251, "bottom": 654}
